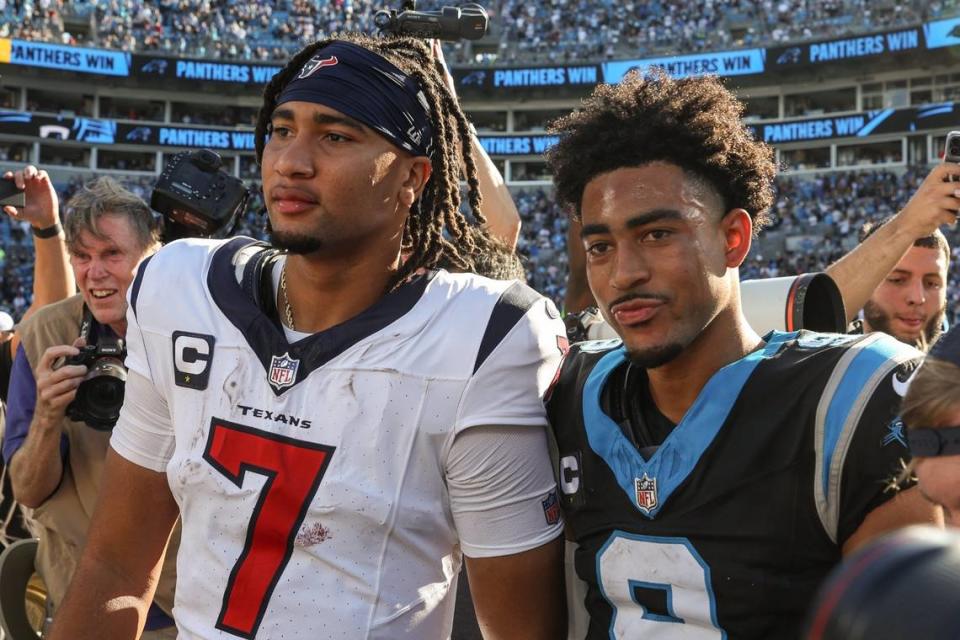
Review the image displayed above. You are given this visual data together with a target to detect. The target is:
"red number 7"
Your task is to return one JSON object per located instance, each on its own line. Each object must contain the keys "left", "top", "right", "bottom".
{"left": 203, "top": 419, "right": 336, "bottom": 639}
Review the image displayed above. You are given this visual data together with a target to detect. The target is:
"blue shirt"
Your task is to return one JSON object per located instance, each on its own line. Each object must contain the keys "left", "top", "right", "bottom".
{"left": 2, "top": 343, "right": 67, "bottom": 466}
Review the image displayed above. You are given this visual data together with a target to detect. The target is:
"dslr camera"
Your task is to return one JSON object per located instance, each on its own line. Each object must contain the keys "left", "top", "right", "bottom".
{"left": 64, "top": 313, "right": 127, "bottom": 431}
{"left": 152, "top": 149, "right": 249, "bottom": 242}
{"left": 375, "top": 0, "right": 488, "bottom": 41}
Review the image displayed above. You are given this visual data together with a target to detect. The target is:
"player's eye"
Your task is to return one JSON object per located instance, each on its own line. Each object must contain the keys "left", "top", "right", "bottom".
{"left": 585, "top": 241, "right": 611, "bottom": 257}
{"left": 641, "top": 229, "right": 673, "bottom": 242}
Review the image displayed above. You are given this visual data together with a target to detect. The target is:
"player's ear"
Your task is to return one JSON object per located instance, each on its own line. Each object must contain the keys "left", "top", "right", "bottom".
{"left": 398, "top": 157, "right": 432, "bottom": 208}
{"left": 721, "top": 208, "right": 752, "bottom": 268}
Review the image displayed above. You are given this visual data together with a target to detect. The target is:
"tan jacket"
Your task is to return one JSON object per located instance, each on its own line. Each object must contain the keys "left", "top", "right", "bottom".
{"left": 16, "top": 294, "right": 179, "bottom": 615}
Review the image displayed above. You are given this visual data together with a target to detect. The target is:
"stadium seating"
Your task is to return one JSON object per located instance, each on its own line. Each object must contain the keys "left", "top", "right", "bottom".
{"left": 1, "top": 2, "right": 958, "bottom": 325}
{"left": 0, "top": 0, "right": 953, "bottom": 64}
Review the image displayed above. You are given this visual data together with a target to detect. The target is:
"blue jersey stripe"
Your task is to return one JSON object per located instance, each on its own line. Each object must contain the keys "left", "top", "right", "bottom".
{"left": 582, "top": 332, "right": 794, "bottom": 517}
{"left": 820, "top": 336, "right": 902, "bottom": 497}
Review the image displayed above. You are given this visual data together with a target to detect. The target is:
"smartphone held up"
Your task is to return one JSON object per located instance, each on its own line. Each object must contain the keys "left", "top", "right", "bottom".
{"left": 0, "top": 178, "right": 25, "bottom": 210}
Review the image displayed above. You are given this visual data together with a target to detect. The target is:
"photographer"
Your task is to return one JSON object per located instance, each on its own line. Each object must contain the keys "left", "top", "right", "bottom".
{"left": 2, "top": 177, "right": 178, "bottom": 638}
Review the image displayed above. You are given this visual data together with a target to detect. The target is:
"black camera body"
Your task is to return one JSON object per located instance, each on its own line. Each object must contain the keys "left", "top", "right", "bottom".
{"left": 64, "top": 333, "right": 127, "bottom": 432}
{"left": 375, "top": 2, "right": 488, "bottom": 41}
{"left": 152, "top": 149, "right": 249, "bottom": 241}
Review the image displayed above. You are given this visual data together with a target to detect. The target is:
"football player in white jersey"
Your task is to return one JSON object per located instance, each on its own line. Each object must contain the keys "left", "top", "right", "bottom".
{"left": 50, "top": 35, "right": 567, "bottom": 640}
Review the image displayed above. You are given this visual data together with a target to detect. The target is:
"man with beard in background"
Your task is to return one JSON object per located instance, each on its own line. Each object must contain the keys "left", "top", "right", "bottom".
{"left": 824, "top": 163, "right": 958, "bottom": 352}
{"left": 844, "top": 219, "right": 949, "bottom": 351}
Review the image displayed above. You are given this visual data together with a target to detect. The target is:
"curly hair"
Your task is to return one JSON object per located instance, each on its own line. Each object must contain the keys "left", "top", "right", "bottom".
{"left": 254, "top": 33, "right": 496, "bottom": 284}
{"left": 546, "top": 71, "right": 776, "bottom": 234}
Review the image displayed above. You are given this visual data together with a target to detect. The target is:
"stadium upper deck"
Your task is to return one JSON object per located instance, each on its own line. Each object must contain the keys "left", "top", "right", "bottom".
{"left": 1, "top": 0, "right": 956, "bottom": 65}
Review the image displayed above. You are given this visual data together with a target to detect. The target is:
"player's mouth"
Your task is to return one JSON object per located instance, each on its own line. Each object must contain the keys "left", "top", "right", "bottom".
{"left": 610, "top": 297, "right": 666, "bottom": 326}
{"left": 270, "top": 186, "right": 319, "bottom": 214}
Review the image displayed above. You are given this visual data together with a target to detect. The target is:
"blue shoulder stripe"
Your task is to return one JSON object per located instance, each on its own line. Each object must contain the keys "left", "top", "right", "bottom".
{"left": 814, "top": 332, "right": 919, "bottom": 542}
{"left": 582, "top": 331, "right": 796, "bottom": 518}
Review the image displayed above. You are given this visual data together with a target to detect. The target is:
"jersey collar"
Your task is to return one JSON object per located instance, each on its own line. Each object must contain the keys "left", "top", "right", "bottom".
{"left": 207, "top": 237, "right": 431, "bottom": 395}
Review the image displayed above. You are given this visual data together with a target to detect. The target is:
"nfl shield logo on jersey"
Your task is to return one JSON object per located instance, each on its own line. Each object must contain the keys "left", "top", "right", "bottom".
{"left": 541, "top": 490, "right": 561, "bottom": 525}
{"left": 268, "top": 353, "right": 300, "bottom": 391}
{"left": 634, "top": 473, "right": 658, "bottom": 514}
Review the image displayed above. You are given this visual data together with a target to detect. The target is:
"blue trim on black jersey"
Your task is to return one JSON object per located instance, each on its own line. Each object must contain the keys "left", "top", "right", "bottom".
{"left": 582, "top": 332, "right": 795, "bottom": 518}
{"left": 129, "top": 253, "right": 154, "bottom": 320}
{"left": 206, "top": 238, "right": 431, "bottom": 395}
{"left": 820, "top": 336, "right": 901, "bottom": 496}
{"left": 473, "top": 281, "right": 542, "bottom": 374}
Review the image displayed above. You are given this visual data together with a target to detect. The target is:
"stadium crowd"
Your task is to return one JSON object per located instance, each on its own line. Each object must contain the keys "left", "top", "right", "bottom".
{"left": 2, "top": 166, "right": 959, "bottom": 329}
{"left": 0, "top": 0, "right": 956, "bottom": 64}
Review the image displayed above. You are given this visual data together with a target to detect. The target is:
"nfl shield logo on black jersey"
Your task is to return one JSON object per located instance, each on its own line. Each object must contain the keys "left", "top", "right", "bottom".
{"left": 635, "top": 473, "right": 658, "bottom": 514}
{"left": 268, "top": 353, "right": 299, "bottom": 391}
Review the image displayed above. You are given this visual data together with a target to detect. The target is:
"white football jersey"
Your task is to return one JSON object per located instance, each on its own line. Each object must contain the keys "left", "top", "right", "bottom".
{"left": 112, "top": 237, "right": 566, "bottom": 640}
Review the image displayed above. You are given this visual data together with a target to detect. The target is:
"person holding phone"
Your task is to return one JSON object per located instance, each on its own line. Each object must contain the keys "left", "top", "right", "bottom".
{"left": 825, "top": 139, "right": 960, "bottom": 350}
{"left": 842, "top": 215, "right": 950, "bottom": 351}
{"left": 0, "top": 166, "right": 77, "bottom": 549}
{"left": 0, "top": 166, "right": 76, "bottom": 402}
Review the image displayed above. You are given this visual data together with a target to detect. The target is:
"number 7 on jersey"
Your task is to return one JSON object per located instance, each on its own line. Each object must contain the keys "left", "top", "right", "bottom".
{"left": 204, "top": 419, "right": 336, "bottom": 639}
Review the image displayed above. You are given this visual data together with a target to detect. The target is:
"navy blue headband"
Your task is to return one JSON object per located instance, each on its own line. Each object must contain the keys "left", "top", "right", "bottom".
{"left": 907, "top": 426, "right": 960, "bottom": 457}
{"left": 276, "top": 41, "right": 434, "bottom": 157}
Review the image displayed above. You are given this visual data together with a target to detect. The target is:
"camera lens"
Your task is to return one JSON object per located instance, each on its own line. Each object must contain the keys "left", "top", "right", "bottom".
{"left": 74, "top": 358, "right": 127, "bottom": 431}
{"left": 88, "top": 376, "right": 124, "bottom": 407}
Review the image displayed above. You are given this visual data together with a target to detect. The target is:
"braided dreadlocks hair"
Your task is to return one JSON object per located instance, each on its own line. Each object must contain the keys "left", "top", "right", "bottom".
{"left": 255, "top": 33, "right": 497, "bottom": 284}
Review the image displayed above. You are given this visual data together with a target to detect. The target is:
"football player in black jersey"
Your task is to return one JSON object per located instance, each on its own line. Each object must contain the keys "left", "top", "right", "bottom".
{"left": 544, "top": 71, "right": 941, "bottom": 639}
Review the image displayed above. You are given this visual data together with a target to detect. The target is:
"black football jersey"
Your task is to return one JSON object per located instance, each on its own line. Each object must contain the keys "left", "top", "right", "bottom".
{"left": 548, "top": 330, "right": 921, "bottom": 639}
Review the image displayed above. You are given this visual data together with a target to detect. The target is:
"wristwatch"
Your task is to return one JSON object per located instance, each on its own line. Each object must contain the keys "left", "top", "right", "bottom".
{"left": 31, "top": 222, "right": 62, "bottom": 238}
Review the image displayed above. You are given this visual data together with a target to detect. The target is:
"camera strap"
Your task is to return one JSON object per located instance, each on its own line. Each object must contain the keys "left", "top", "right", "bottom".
{"left": 237, "top": 244, "right": 284, "bottom": 326}
{"left": 78, "top": 304, "right": 94, "bottom": 343}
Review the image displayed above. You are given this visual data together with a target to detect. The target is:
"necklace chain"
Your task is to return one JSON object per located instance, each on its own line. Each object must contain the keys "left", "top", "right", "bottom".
{"left": 280, "top": 263, "right": 295, "bottom": 331}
